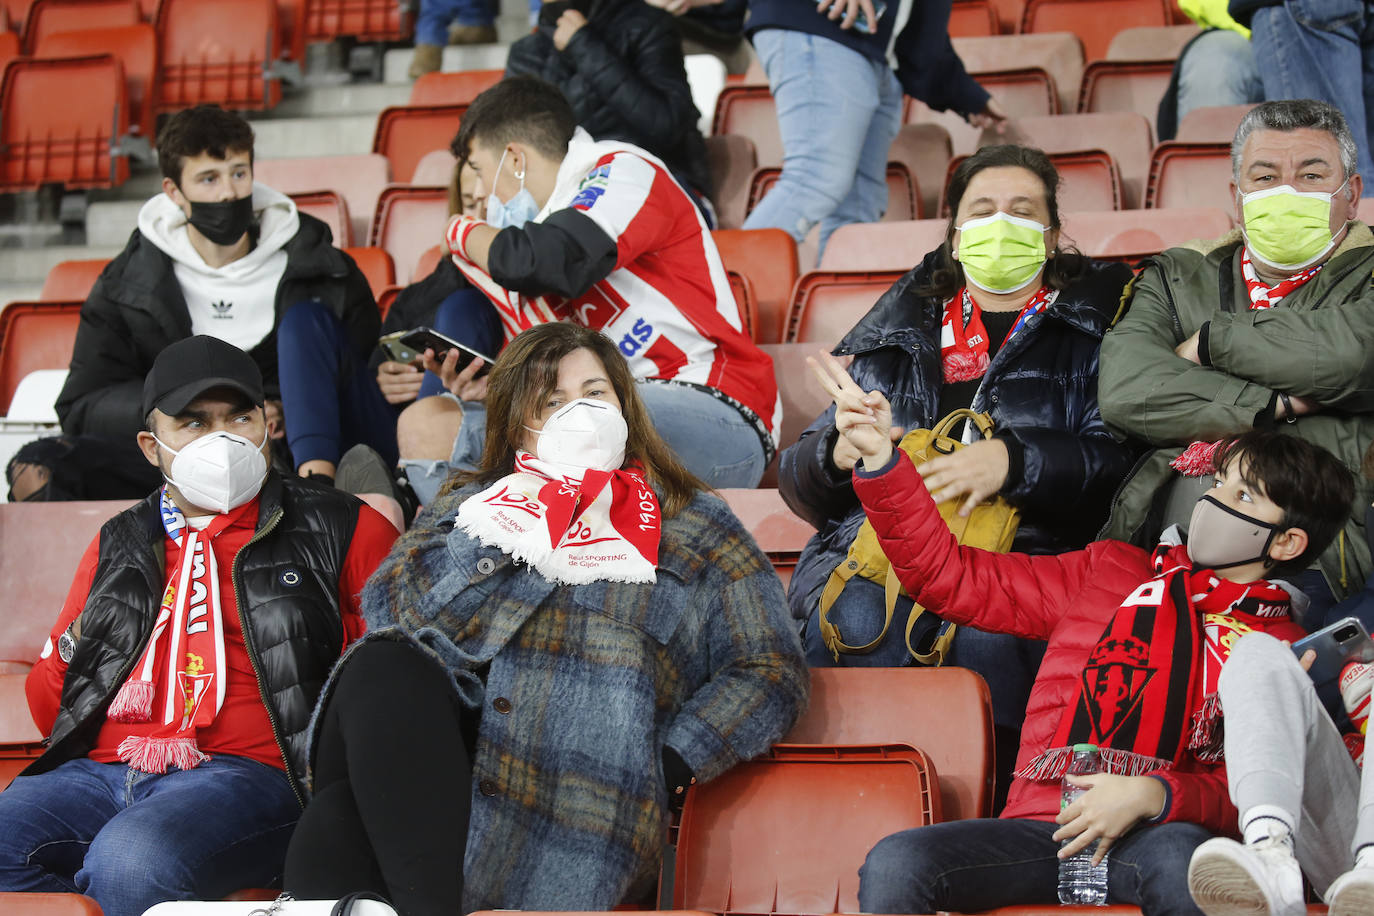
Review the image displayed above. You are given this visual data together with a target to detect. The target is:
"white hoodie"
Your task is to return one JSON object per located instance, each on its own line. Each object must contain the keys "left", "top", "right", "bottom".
{"left": 138, "top": 182, "right": 300, "bottom": 352}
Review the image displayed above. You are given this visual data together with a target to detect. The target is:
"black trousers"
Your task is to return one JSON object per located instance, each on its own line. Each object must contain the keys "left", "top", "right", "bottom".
{"left": 285, "top": 639, "right": 473, "bottom": 916}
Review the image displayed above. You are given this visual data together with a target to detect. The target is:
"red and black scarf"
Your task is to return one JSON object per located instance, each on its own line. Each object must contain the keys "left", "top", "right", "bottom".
{"left": 1018, "top": 544, "right": 1294, "bottom": 781}
{"left": 940, "top": 286, "right": 1056, "bottom": 383}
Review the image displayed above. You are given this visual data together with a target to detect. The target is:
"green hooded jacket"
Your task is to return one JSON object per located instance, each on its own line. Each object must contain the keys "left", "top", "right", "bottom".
{"left": 1099, "top": 223, "right": 1374, "bottom": 600}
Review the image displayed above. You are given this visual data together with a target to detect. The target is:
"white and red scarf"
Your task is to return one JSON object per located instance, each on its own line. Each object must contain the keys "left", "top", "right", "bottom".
{"left": 940, "top": 286, "right": 1056, "bottom": 383}
{"left": 106, "top": 489, "right": 228, "bottom": 773}
{"left": 1018, "top": 544, "right": 1293, "bottom": 781}
{"left": 456, "top": 452, "right": 662, "bottom": 585}
{"left": 1241, "top": 248, "right": 1323, "bottom": 310}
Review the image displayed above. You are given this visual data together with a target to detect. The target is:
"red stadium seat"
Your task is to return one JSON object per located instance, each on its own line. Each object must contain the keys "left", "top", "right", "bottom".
{"left": 785, "top": 270, "right": 905, "bottom": 345}
{"left": 724, "top": 269, "right": 758, "bottom": 341}
{"left": 991, "top": 111, "right": 1152, "bottom": 207}
{"left": 289, "top": 189, "right": 351, "bottom": 247}
{"left": 1358, "top": 196, "right": 1374, "bottom": 225}
{"left": 369, "top": 185, "right": 449, "bottom": 286}
{"left": 372, "top": 103, "right": 468, "bottom": 186}
{"left": 1105, "top": 22, "right": 1199, "bottom": 60}
{"left": 820, "top": 218, "right": 947, "bottom": 271}
{"left": 943, "top": 148, "right": 1124, "bottom": 213}
{"left": 704, "top": 132, "right": 758, "bottom": 230}
{"left": 674, "top": 744, "right": 941, "bottom": 915}
{"left": 0, "top": 300, "right": 81, "bottom": 412}
{"left": 1020, "top": 0, "right": 1170, "bottom": 61}
{"left": 712, "top": 228, "right": 798, "bottom": 345}
{"left": 253, "top": 153, "right": 391, "bottom": 248}
{"left": 305, "top": 0, "right": 411, "bottom": 42}
{"left": 1, "top": 0, "right": 34, "bottom": 34}
{"left": 989, "top": 0, "right": 1025, "bottom": 31}
{"left": 409, "top": 68, "right": 502, "bottom": 105}
{"left": 21, "top": 0, "right": 136, "bottom": 52}
{"left": 40, "top": 259, "right": 108, "bottom": 301}
{"left": 0, "top": 672, "right": 43, "bottom": 790}
{"left": 33, "top": 23, "right": 158, "bottom": 143}
{"left": 751, "top": 345, "right": 834, "bottom": 489}
{"left": 717, "top": 488, "right": 815, "bottom": 576}
{"left": 156, "top": 0, "right": 282, "bottom": 111}
{"left": 375, "top": 284, "right": 401, "bottom": 320}
{"left": 413, "top": 243, "right": 445, "bottom": 285}
{"left": 788, "top": 666, "right": 996, "bottom": 820}
{"left": 411, "top": 149, "right": 457, "bottom": 188}
{"left": 889, "top": 122, "right": 952, "bottom": 220}
{"left": 1077, "top": 59, "right": 1173, "bottom": 131}
{"left": 0, "top": 893, "right": 104, "bottom": 915}
{"left": 0, "top": 30, "right": 16, "bottom": 71}
{"left": 712, "top": 84, "right": 781, "bottom": 167}
{"left": 1176, "top": 102, "right": 1255, "bottom": 142}
{"left": 949, "top": 0, "right": 998, "bottom": 35}
{"left": 277, "top": 0, "right": 305, "bottom": 64}
{"left": 1061, "top": 206, "right": 1233, "bottom": 259}
{"left": 954, "top": 32, "right": 1085, "bottom": 114}
{"left": 0, "top": 55, "right": 129, "bottom": 190}
{"left": 1145, "top": 141, "right": 1233, "bottom": 210}
{"left": 344, "top": 246, "right": 395, "bottom": 299}
{"left": 746, "top": 163, "right": 919, "bottom": 223}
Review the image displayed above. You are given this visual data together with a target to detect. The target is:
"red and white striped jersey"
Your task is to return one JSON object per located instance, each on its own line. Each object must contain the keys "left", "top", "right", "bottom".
{"left": 449, "top": 130, "right": 781, "bottom": 444}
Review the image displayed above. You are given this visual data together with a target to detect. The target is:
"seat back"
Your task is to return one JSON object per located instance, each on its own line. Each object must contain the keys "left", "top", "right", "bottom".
{"left": 711, "top": 228, "right": 798, "bottom": 345}
{"left": 409, "top": 68, "right": 502, "bottom": 105}
{"left": 40, "top": 259, "right": 107, "bottom": 301}
{"left": 820, "top": 218, "right": 947, "bottom": 271}
{"left": 752, "top": 345, "right": 834, "bottom": 490}
{"left": 0, "top": 499, "right": 137, "bottom": 667}
{"left": 717, "top": 487, "right": 816, "bottom": 583}
{"left": 1176, "top": 102, "right": 1255, "bottom": 142}
{"left": 370, "top": 185, "right": 449, "bottom": 286}
{"left": 289, "top": 189, "right": 351, "bottom": 247}
{"left": 1145, "top": 141, "right": 1234, "bottom": 210}
{"left": 373, "top": 103, "right": 468, "bottom": 185}
{"left": 0, "top": 893, "right": 104, "bottom": 915}
{"left": 0, "top": 300, "right": 82, "bottom": 412}
{"left": 0, "top": 672, "right": 43, "bottom": 789}
{"left": 375, "top": 284, "right": 402, "bottom": 321}
{"left": 22, "top": 0, "right": 137, "bottom": 52}
{"left": 305, "top": 0, "right": 410, "bottom": 41}
{"left": 343, "top": 246, "right": 396, "bottom": 299}
{"left": 1020, "top": 0, "right": 1170, "bottom": 60}
{"left": 1077, "top": 58, "right": 1172, "bottom": 131}
{"left": 704, "top": 132, "right": 758, "bottom": 230}
{"left": 674, "top": 745, "right": 941, "bottom": 915}
{"left": 156, "top": 0, "right": 281, "bottom": 111}
{"left": 0, "top": 55, "right": 129, "bottom": 190}
{"left": 954, "top": 31, "right": 1084, "bottom": 114}
{"left": 747, "top": 163, "right": 918, "bottom": 224}
{"left": 0, "top": 30, "right": 17, "bottom": 72}
{"left": 889, "top": 122, "right": 952, "bottom": 220}
{"left": 786, "top": 270, "right": 905, "bottom": 345}
{"left": 1061, "top": 206, "right": 1232, "bottom": 259}
{"left": 413, "top": 243, "right": 444, "bottom": 284}
{"left": 411, "top": 148, "right": 457, "bottom": 187}
{"left": 725, "top": 270, "right": 757, "bottom": 342}
{"left": 949, "top": 0, "right": 998, "bottom": 35}
{"left": 989, "top": 111, "right": 1151, "bottom": 206}
{"left": 785, "top": 666, "right": 995, "bottom": 820}
{"left": 712, "top": 84, "right": 780, "bottom": 167}
{"left": 33, "top": 23, "right": 158, "bottom": 141}
{"left": 1105, "top": 22, "right": 1199, "bottom": 59}
{"left": 253, "top": 153, "right": 391, "bottom": 248}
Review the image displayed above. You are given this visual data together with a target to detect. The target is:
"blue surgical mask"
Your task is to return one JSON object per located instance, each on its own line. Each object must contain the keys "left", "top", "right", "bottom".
{"left": 485, "top": 148, "right": 540, "bottom": 230}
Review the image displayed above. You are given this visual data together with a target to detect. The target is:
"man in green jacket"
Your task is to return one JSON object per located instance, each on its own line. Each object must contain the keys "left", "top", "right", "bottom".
{"left": 1100, "top": 98, "right": 1374, "bottom": 616}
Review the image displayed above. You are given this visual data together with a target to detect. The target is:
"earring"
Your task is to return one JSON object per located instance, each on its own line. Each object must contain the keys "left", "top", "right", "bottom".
{"left": 514, "top": 159, "right": 525, "bottom": 181}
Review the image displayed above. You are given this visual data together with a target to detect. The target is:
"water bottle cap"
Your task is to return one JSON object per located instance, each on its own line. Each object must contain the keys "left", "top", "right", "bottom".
{"left": 1072, "top": 743, "right": 1099, "bottom": 752}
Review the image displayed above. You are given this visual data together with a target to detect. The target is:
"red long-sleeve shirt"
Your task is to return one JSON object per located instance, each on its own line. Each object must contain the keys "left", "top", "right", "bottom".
{"left": 26, "top": 495, "right": 397, "bottom": 771}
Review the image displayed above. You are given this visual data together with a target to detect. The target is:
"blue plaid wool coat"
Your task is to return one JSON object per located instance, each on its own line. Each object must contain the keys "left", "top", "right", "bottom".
{"left": 352, "top": 481, "right": 809, "bottom": 912}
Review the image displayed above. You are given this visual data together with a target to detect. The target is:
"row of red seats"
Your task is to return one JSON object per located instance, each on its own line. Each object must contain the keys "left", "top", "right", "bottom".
{"left": 949, "top": 0, "right": 1187, "bottom": 60}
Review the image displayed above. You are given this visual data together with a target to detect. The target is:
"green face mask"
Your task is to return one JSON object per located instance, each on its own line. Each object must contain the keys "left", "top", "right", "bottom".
{"left": 954, "top": 212, "right": 1049, "bottom": 294}
{"left": 1241, "top": 178, "right": 1349, "bottom": 271}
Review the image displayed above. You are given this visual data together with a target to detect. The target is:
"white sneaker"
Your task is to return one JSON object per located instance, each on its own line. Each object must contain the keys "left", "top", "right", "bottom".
{"left": 1327, "top": 864, "right": 1374, "bottom": 916}
{"left": 1188, "top": 836, "right": 1306, "bottom": 916}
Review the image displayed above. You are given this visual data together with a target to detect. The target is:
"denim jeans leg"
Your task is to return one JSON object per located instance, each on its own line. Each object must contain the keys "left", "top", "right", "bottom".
{"left": 817, "top": 65, "right": 904, "bottom": 256}
{"left": 634, "top": 381, "right": 767, "bottom": 487}
{"left": 277, "top": 299, "right": 400, "bottom": 469}
{"left": 742, "top": 29, "right": 885, "bottom": 243}
{"left": 858, "top": 818, "right": 1061, "bottom": 913}
{"left": 0, "top": 758, "right": 125, "bottom": 894}
{"left": 1174, "top": 30, "right": 1263, "bottom": 126}
{"left": 1251, "top": 0, "right": 1374, "bottom": 182}
{"left": 802, "top": 576, "right": 919, "bottom": 667}
{"left": 415, "top": 0, "right": 491, "bottom": 44}
{"left": 77, "top": 756, "right": 301, "bottom": 916}
{"left": 1107, "top": 821, "right": 1213, "bottom": 915}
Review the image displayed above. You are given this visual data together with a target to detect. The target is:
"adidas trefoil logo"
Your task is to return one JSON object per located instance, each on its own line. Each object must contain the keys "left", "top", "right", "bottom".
{"left": 210, "top": 300, "right": 233, "bottom": 318}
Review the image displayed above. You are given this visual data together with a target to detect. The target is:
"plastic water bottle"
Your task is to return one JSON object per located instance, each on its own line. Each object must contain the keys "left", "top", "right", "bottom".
{"left": 1058, "top": 742, "right": 1109, "bottom": 905}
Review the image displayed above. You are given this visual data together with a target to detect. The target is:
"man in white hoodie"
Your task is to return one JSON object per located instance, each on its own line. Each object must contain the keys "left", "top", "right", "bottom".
{"left": 48, "top": 105, "right": 393, "bottom": 496}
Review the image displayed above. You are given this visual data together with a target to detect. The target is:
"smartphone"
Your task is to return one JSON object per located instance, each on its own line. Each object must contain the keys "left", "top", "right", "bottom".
{"left": 855, "top": 0, "right": 887, "bottom": 34}
{"left": 1292, "top": 616, "right": 1374, "bottom": 685}
{"left": 380, "top": 327, "right": 495, "bottom": 377}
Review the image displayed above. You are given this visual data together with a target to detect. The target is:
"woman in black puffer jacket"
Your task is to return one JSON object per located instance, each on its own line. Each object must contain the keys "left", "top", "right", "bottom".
{"left": 505, "top": 0, "right": 711, "bottom": 207}
{"left": 779, "top": 145, "right": 1140, "bottom": 810}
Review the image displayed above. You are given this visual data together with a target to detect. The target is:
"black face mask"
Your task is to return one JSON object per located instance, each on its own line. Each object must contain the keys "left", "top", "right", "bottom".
{"left": 187, "top": 195, "right": 255, "bottom": 246}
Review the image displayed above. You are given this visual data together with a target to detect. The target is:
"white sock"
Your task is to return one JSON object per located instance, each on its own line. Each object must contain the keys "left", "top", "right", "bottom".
{"left": 1241, "top": 805, "right": 1297, "bottom": 847}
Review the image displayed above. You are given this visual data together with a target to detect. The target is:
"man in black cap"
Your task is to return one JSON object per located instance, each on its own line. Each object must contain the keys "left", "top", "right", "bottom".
{"left": 0, "top": 337, "right": 398, "bottom": 916}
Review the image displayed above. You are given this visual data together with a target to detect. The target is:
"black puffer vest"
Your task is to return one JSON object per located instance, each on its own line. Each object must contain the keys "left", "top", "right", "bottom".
{"left": 24, "top": 473, "right": 359, "bottom": 803}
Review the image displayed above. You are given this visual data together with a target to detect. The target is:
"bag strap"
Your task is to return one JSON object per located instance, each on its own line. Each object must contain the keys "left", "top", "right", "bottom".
{"left": 929, "top": 408, "right": 995, "bottom": 441}
{"left": 818, "top": 558, "right": 897, "bottom": 660}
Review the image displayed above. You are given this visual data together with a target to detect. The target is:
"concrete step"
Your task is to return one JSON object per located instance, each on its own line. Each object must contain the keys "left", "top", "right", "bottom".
{"left": 268, "top": 82, "right": 412, "bottom": 118}
{"left": 0, "top": 245, "right": 124, "bottom": 285}
{"left": 381, "top": 42, "right": 511, "bottom": 85}
{"left": 0, "top": 282, "right": 45, "bottom": 305}
{"left": 248, "top": 114, "right": 380, "bottom": 159}
{"left": 85, "top": 202, "right": 143, "bottom": 249}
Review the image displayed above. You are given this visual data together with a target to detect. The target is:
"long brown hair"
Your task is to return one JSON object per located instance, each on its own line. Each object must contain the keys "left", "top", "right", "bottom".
{"left": 913, "top": 144, "right": 1088, "bottom": 300}
{"left": 450, "top": 323, "right": 706, "bottom": 516}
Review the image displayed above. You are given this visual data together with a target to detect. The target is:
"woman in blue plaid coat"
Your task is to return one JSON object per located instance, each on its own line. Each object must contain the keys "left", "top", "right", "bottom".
{"left": 285, "top": 322, "right": 809, "bottom": 915}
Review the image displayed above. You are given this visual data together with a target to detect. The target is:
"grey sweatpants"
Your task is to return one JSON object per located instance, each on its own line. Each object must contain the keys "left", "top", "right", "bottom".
{"left": 1218, "top": 631, "right": 1373, "bottom": 895}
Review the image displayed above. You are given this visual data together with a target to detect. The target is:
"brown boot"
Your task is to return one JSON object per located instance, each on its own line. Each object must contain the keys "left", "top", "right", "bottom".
{"left": 448, "top": 23, "right": 498, "bottom": 44}
{"left": 408, "top": 43, "right": 443, "bottom": 80}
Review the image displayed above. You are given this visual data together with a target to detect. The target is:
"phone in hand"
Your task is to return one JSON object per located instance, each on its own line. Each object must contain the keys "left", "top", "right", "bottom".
{"left": 855, "top": 0, "right": 887, "bottom": 34}
{"left": 1292, "top": 616, "right": 1374, "bottom": 685}
{"left": 378, "top": 328, "right": 494, "bottom": 377}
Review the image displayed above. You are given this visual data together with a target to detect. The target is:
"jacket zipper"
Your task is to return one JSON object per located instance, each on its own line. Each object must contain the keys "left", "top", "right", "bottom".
{"left": 230, "top": 507, "right": 305, "bottom": 808}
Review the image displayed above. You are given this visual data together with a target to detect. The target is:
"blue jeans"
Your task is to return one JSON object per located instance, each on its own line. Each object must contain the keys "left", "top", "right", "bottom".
{"left": 802, "top": 578, "right": 929, "bottom": 667}
{"left": 1175, "top": 29, "right": 1263, "bottom": 126}
{"left": 858, "top": 817, "right": 1211, "bottom": 916}
{"left": 415, "top": 0, "right": 493, "bottom": 44}
{"left": 277, "top": 299, "right": 400, "bottom": 469}
{"left": 1251, "top": 0, "right": 1374, "bottom": 193}
{"left": 743, "top": 29, "right": 903, "bottom": 254}
{"left": 0, "top": 756, "right": 300, "bottom": 916}
{"left": 416, "top": 288, "right": 505, "bottom": 401}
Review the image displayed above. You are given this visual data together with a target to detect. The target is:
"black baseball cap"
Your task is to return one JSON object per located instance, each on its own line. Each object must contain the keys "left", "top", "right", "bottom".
{"left": 142, "top": 336, "right": 265, "bottom": 418}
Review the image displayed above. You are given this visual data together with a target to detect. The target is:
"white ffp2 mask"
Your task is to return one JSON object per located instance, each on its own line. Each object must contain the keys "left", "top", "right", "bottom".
{"left": 526, "top": 399, "right": 628, "bottom": 472}
{"left": 155, "top": 430, "right": 269, "bottom": 513}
